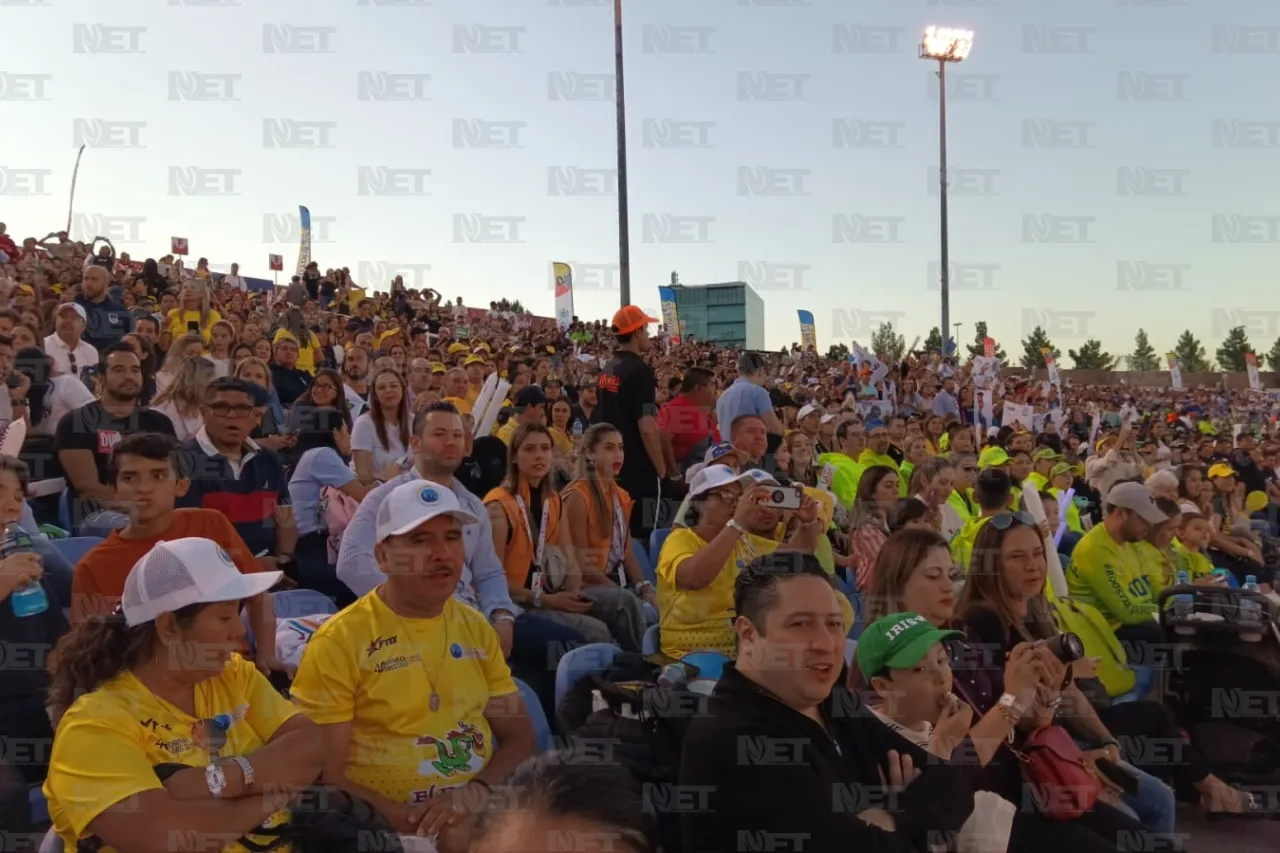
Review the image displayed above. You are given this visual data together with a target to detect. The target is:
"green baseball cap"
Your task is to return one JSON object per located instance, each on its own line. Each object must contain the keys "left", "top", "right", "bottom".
{"left": 855, "top": 612, "right": 963, "bottom": 677}
{"left": 977, "top": 446, "right": 1010, "bottom": 469}
{"left": 1032, "top": 447, "right": 1062, "bottom": 463}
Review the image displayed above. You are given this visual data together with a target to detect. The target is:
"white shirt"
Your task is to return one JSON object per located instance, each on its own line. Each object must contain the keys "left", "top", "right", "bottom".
{"left": 223, "top": 274, "right": 248, "bottom": 292}
{"left": 195, "top": 424, "right": 260, "bottom": 478}
{"left": 155, "top": 399, "right": 203, "bottom": 442}
{"left": 344, "top": 383, "right": 368, "bottom": 419}
{"left": 31, "top": 375, "right": 96, "bottom": 437}
{"left": 350, "top": 412, "right": 408, "bottom": 475}
{"left": 43, "top": 334, "right": 98, "bottom": 380}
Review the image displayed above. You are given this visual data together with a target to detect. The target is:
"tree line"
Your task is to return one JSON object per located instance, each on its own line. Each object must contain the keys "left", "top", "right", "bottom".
{"left": 824, "top": 322, "right": 1276, "bottom": 374}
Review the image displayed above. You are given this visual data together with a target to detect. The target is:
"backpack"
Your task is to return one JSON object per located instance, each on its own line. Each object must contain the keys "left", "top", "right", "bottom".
{"left": 557, "top": 651, "right": 701, "bottom": 853}
{"left": 321, "top": 485, "right": 360, "bottom": 563}
{"left": 1048, "top": 597, "right": 1136, "bottom": 697}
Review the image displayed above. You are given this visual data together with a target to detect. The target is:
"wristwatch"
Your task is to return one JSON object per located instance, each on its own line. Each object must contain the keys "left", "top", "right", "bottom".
{"left": 205, "top": 761, "right": 227, "bottom": 799}
{"left": 632, "top": 580, "right": 653, "bottom": 595}
{"left": 726, "top": 519, "right": 746, "bottom": 536}
{"left": 995, "top": 692, "right": 1024, "bottom": 729}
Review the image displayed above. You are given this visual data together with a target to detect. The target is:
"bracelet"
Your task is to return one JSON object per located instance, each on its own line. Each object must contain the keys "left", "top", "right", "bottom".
{"left": 491, "top": 612, "right": 515, "bottom": 625}
{"left": 726, "top": 519, "right": 746, "bottom": 536}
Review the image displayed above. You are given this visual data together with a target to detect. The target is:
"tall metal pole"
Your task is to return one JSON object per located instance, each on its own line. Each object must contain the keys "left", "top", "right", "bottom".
{"left": 614, "top": 0, "right": 631, "bottom": 307}
{"left": 937, "top": 59, "right": 950, "bottom": 353}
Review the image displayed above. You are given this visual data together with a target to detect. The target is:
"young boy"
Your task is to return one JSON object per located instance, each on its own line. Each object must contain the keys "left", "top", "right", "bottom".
{"left": 1173, "top": 509, "right": 1224, "bottom": 586}
{"left": 68, "top": 432, "right": 285, "bottom": 671}
{"left": 856, "top": 612, "right": 1015, "bottom": 853}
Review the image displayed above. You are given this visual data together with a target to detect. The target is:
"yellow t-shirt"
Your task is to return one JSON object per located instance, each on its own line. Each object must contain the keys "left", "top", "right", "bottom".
{"left": 656, "top": 527, "right": 778, "bottom": 658}
{"left": 442, "top": 396, "right": 473, "bottom": 416}
{"left": 1066, "top": 524, "right": 1156, "bottom": 628}
{"left": 44, "top": 655, "right": 296, "bottom": 853}
{"left": 347, "top": 287, "right": 367, "bottom": 312}
{"left": 273, "top": 328, "right": 321, "bottom": 375}
{"left": 289, "top": 591, "right": 516, "bottom": 806}
{"left": 167, "top": 308, "right": 223, "bottom": 342}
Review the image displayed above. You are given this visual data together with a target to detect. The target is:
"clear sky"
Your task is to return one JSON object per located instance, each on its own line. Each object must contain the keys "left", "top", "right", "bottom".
{"left": 3, "top": 0, "right": 1279, "bottom": 359}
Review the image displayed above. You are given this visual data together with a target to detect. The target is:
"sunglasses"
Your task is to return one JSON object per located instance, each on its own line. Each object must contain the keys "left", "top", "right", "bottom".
{"left": 988, "top": 511, "right": 1036, "bottom": 531}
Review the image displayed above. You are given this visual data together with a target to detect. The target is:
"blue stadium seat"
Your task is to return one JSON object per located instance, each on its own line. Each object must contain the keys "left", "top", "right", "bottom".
{"left": 514, "top": 677, "right": 552, "bottom": 752}
{"left": 50, "top": 536, "right": 104, "bottom": 567}
{"left": 271, "top": 589, "right": 338, "bottom": 618}
{"left": 553, "top": 643, "right": 622, "bottom": 711}
{"left": 642, "top": 624, "right": 660, "bottom": 655}
{"left": 631, "top": 538, "right": 655, "bottom": 586}
{"left": 57, "top": 490, "right": 72, "bottom": 532}
{"left": 649, "top": 527, "right": 672, "bottom": 573}
{"left": 846, "top": 587, "right": 865, "bottom": 640}
{"left": 30, "top": 785, "right": 49, "bottom": 827}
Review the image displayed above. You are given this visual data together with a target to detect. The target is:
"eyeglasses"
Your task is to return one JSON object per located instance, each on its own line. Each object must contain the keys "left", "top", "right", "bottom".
{"left": 988, "top": 511, "right": 1036, "bottom": 530}
{"left": 208, "top": 403, "right": 256, "bottom": 418}
{"left": 312, "top": 383, "right": 336, "bottom": 392}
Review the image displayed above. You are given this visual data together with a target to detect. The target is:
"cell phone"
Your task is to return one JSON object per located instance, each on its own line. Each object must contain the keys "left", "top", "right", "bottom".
{"left": 763, "top": 485, "right": 804, "bottom": 511}
{"left": 187, "top": 321, "right": 200, "bottom": 332}
{"left": 1095, "top": 758, "right": 1141, "bottom": 795}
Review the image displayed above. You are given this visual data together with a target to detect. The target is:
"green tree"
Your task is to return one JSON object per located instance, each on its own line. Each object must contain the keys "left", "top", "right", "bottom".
{"left": 1127, "top": 328, "right": 1160, "bottom": 371}
{"left": 870, "top": 322, "right": 906, "bottom": 366}
{"left": 1172, "top": 329, "right": 1212, "bottom": 373}
{"left": 1215, "top": 326, "right": 1253, "bottom": 372}
{"left": 1268, "top": 337, "right": 1280, "bottom": 372}
{"left": 1068, "top": 339, "right": 1118, "bottom": 370}
{"left": 1019, "top": 327, "right": 1060, "bottom": 371}
{"left": 922, "top": 327, "right": 943, "bottom": 354}
{"left": 826, "top": 343, "right": 850, "bottom": 361}
{"left": 965, "top": 321, "right": 1006, "bottom": 361}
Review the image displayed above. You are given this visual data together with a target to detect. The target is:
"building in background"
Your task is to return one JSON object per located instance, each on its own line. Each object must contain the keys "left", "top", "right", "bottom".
{"left": 667, "top": 280, "right": 764, "bottom": 349}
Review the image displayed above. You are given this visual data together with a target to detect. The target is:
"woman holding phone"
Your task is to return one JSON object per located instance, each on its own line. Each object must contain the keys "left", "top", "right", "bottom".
{"left": 166, "top": 279, "right": 221, "bottom": 342}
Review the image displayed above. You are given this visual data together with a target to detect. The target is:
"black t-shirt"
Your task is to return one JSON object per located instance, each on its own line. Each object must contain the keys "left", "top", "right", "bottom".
{"left": 597, "top": 351, "right": 657, "bottom": 491}
{"left": 303, "top": 271, "right": 321, "bottom": 301}
{"left": 1231, "top": 450, "right": 1267, "bottom": 496}
{"left": 270, "top": 365, "right": 311, "bottom": 407}
{"left": 54, "top": 401, "right": 177, "bottom": 494}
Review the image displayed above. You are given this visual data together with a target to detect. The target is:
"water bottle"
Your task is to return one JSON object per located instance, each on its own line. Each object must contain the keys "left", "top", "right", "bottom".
{"left": 1172, "top": 570, "right": 1193, "bottom": 623}
{"left": 572, "top": 421, "right": 584, "bottom": 440}
{"left": 1240, "top": 574, "right": 1263, "bottom": 626}
{"left": 657, "top": 663, "right": 688, "bottom": 690}
{"left": 5, "top": 523, "right": 47, "bottom": 618}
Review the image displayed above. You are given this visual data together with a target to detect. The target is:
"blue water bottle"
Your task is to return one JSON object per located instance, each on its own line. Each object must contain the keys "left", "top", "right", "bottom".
{"left": 1172, "top": 570, "right": 1193, "bottom": 621}
{"left": 1240, "top": 574, "right": 1263, "bottom": 626}
{"left": 5, "top": 522, "right": 47, "bottom": 618}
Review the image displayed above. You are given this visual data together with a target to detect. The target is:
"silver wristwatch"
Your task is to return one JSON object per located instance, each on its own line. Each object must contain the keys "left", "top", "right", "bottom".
{"left": 229, "top": 755, "right": 255, "bottom": 792}
{"left": 205, "top": 761, "right": 227, "bottom": 799}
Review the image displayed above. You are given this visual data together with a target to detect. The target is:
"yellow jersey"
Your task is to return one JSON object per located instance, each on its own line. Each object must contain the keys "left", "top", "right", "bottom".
{"left": 289, "top": 590, "right": 515, "bottom": 806}
{"left": 1066, "top": 524, "right": 1156, "bottom": 628}
{"left": 167, "top": 308, "right": 223, "bottom": 343}
{"left": 656, "top": 527, "right": 778, "bottom": 658}
{"left": 44, "top": 655, "right": 296, "bottom": 853}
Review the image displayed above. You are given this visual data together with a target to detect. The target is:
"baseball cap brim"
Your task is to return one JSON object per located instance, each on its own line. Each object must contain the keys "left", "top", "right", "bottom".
{"left": 379, "top": 507, "right": 479, "bottom": 542}
{"left": 613, "top": 311, "right": 658, "bottom": 335}
{"left": 126, "top": 569, "right": 283, "bottom": 627}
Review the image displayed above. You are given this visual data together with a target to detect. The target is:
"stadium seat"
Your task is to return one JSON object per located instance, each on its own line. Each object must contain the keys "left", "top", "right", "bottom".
{"left": 648, "top": 527, "right": 672, "bottom": 574}
{"left": 57, "top": 490, "right": 71, "bottom": 532}
{"left": 514, "top": 677, "right": 552, "bottom": 752}
{"left": 271, "top": 588, "right": 338, "bottom": 618}
{"left": 631, "top": 538, "right": 655, "bottom": 586}
{"left": 553, "top": 643, "right": 622, "bottom": 711}
{"left": 50, "top": 536, "right": 104, "bottom": 567}
{"left": 642, "top": 624, "right": 659, "bottom": 655}
{"left": 847, "top": 587, "right": 865, "bottom": 640}
{"left": 30, "top": 785, "right": 49, "bottom": 828}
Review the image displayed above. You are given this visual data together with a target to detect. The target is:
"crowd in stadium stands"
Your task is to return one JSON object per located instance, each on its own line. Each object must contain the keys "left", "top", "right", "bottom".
{"left": 1, "top": 224, "right": 1279, "bottom": 853}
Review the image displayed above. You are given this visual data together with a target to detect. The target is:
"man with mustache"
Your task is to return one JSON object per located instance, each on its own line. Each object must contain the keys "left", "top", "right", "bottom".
{"left": 56, "top": 342, "right": 176, "bottom": 521}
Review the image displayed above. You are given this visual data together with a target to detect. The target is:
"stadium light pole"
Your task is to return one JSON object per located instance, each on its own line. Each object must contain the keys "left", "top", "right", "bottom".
{"left": 920, "top": 26, "right": 974, "bottom": 356}
{"left": 614, "top": 0, "right": 632, "bottom": 307}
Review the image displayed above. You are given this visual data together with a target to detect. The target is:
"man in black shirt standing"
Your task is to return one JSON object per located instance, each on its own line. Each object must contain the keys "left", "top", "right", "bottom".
{"left": 597, "top": 305, "right": 666, "bottom": 539}
{"left": 55, "top": 343, "right": 176, "bottom": 533}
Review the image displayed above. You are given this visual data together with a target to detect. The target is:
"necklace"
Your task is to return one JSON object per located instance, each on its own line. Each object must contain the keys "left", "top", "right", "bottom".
{"left": 382, "top": 588, "right": 451, "bottom": 714}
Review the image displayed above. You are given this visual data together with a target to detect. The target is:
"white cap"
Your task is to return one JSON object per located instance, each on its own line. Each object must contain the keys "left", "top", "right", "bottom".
{"left": 121, "top": 538, "right": 282, "bottom": 627}
{"left": 820, "top": 413, "right": 838, "bottom": 425}
{"left": 674, "top": 466, "right": 778, "bottom": 527}
{"left": 797, "top": 403, "right": 821, "bottom": 421}
{"left": 375, "top": 479, "right": 478, "bottom": 543}
{"left": 57, "top": 302, "right": 87, "bottom": 322}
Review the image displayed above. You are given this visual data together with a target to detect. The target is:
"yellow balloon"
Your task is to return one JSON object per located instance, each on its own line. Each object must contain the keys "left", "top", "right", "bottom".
{"left": 1246, "top": 491, "right": 1269, "bottom": 514}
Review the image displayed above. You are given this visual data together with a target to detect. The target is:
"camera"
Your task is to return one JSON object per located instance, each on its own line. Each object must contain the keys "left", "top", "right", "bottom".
{"left": 1034, "top": 632, "right": 1084, "bottom": 663}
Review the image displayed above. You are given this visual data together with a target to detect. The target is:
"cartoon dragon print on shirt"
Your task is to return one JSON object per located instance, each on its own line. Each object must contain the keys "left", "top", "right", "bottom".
{"left": 416, "top": 722, "right": 487, "bottom": 777}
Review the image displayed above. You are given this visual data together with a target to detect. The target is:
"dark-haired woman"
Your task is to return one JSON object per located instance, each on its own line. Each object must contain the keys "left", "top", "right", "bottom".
{"left": 288, "top": 407, "right": 369, "bottom": 607}
{"left": 470, "top": 754, "right": 661, "bottom": 853}
{"left": 848, "top": 465, "right": 899, "bottom": 592}
{"left": 352, "top": 368, "right": 409, "bottom": 487}
{"left": 43, "top": 538, "right": 325, "bottom": 853}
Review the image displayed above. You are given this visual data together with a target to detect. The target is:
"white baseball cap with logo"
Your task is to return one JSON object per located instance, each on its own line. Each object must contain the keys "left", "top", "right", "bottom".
{"left": 673, "top": 465, "right": 780, "bottom": 528}
{"left": 121, "top": 538, "right": 282, "bottom": 627}
{"left": 375, "top": 479, "right": 479, "bottom": 543}
{"left": 56, "top": 302, "right": 88, "bottom": 323}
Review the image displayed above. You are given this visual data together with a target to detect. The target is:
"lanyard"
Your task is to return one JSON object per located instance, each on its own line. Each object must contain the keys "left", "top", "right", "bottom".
{"left": 607, "top": 489, "right": 626, "bottom": 586}
{"left": 514, "top": 495, "right": 550, "bottom": 570}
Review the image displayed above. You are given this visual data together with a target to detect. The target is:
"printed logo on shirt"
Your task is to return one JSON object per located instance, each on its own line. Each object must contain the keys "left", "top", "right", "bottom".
{"left": 448, "top": 642, "right": 487, "bottom": 661}
{"left": 97, "top": 430, "right": 122, "bottom": 455}
{"left": 373, "top": 652, "right": 422, "bottom": 674}
{"left": 367, "top": 634, "right": 398, "bottom": 656}
{"left": 415, "top": 722, "right": 487, "bottom": 780}
{"left": 598, "top": 374, "right": 620, "bottom": 394}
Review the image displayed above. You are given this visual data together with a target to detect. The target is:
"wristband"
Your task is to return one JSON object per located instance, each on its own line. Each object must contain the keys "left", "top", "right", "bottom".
{"left": 726, "top": 519, "right": 746, "bottom": 536}
{"left": 229, "top": 755, "right": 255, "bottom": 792}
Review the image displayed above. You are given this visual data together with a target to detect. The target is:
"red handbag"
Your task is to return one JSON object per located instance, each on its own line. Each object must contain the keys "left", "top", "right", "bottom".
{"left": 1013, "top": 724, "right": 1101, "bottom": 819}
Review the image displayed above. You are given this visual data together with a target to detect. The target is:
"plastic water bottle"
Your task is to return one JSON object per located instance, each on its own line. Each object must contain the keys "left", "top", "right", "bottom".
{"left": 657, "top": 663, "right": 688, "bottom": 690}
{"left": 1240, "top": 574, "right": 1263, "bottom": 626}
{"left": 572, "top": 421, "right": 584, "bottom": 441}
{"left": 4, "top": 523, "right": 47, "bottom": 618}
{"left": 1172, "top": 570, "right": 1193, "bottom": 623}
